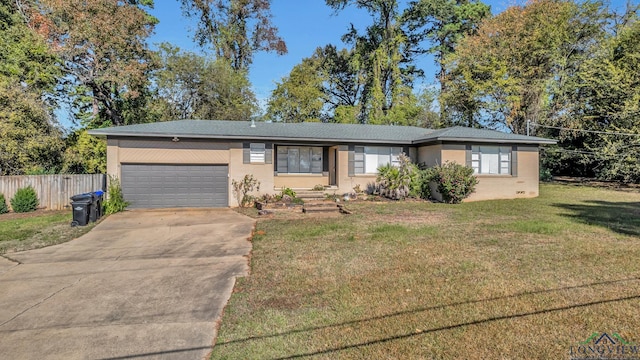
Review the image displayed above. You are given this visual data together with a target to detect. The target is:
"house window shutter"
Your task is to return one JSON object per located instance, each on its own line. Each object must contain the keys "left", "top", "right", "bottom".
{"left": 243, "top": 143, "right": 250, "bottom": 164}
{"left": 511, "top": 146, "right": 518, "bottom": 177}
{"left": 265, "top": 143, "right": 273, "bottom": 164}
{"left": 465, "top": 145, "right": 472, "bottom": 167}
{"left": 348, "top": 145, "right": 355, "bottom": 176}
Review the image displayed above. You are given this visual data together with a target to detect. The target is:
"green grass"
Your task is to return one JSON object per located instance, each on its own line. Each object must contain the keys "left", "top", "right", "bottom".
{"left": 0, "top": 211, "right": 96, "bottom": 254}
{"left": 211, "top": 184, "right": 640, "bottom": 359}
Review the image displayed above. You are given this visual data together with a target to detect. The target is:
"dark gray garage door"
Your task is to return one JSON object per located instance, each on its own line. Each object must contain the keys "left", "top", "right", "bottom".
{"left": 121, "top": 164, "right": 228, "bottom": 208}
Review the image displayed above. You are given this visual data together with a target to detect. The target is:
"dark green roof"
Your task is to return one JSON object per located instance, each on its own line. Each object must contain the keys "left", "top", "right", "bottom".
{"left": 88, "top": 120, "right": 556, "bottom": 145}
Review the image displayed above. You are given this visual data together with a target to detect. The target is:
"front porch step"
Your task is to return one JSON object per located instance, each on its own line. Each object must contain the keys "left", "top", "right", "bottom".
{"left": 294, "top": 191, "right": 327, "bottom": 200}
{"left": 302, "top": 201, "right": 351, "bottom": 215}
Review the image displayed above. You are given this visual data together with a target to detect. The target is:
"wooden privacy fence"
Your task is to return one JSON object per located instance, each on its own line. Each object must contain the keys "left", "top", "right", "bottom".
{"left": 0, "top": 174, "right": 106, "bottom": 211}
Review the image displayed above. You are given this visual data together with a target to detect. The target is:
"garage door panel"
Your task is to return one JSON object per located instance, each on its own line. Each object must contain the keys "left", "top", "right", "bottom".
{"left": 121, "top": 164, "right": 228, "bottom": 208}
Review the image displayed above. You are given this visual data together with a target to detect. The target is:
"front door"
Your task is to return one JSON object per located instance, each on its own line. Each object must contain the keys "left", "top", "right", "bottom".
{"left": 329, "top": 147, "right": 337, "bottom": 186}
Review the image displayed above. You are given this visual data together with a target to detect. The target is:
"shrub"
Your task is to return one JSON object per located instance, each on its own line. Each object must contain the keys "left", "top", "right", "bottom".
{"left": 312, "top": 184, "right": 325, "bottom": 191}
{"left": 281, "top": 187, "right": 296, "bottom": 198}
{"left": 10, "top": 186, "right": 39, "bottom": 213}
{"left": 375, "top": 154, "right": 421, "bottom": 200}
{"left": 232, "top": 174, "right": 261, "bottom": 207}
{"left": 425, "top": 162, "right": 478, "bottom": 204}
{"left": 103, "top": 176, "right": 129, "bottom": 215}
{"left": 0, "top": 193, "right": 8, "bottom": 214}
{"left": 540, "top": 167, "right": 553, "bottom": 182}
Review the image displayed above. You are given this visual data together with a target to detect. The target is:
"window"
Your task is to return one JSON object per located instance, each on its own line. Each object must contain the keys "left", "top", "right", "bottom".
{"left": 250, "top": 143, "right": 266, "bottom": 163}
{"left": 471, "top": 146, "right": 511, "bottom": 175}
{"left": 277, "top": 146, "right": 323, "bottom": 174}
{"left": 354, "top": 146, "right": 402, "bottom": 174}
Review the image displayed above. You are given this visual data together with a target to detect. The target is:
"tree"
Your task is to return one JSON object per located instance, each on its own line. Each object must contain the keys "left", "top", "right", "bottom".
{"left": 316, "top": 45, "right": 364, "bottom": 118}
{"left": 0, "top": 0, "right": 59, "bottom": 94}
{"left": 564, "top": 14, "right": 640, "bottom": 182}
{"left": 402, "top": 0, "right": 490, "bottom": 92}
{"left": 27, "top": 0, "right": 158, "bottom": 128}
{"left": 266, "top": 54, "right": 326, "bottom": 122}
{"left": 0, "top": 81, "right": 64, "bottom": 175}
{"left": 442, "top": 0, "right": 608, "bottom": 133}
{"left": 328, "top": 0, "right": 409, "bottom": 124}
{"left": 154, "top": 44, "right": 257, "bottom": 121}
{"left": 180, "top": 0, "right": 287, "bottom": 71}
{"left": 0, "top": 0, "right": 63, "bottom": 175}
{"left": 61, "top": 129, "right": 106, "bottom": 174}
{"left": 195, "top": 58, "right": 257, "bottom": 120}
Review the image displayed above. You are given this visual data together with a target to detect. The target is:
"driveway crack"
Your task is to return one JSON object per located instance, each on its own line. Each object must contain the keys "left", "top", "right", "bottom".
{"left": 0, "top": 278, "right": 82, "bottom": 328}
{"left": 1, "top": 254, "right": 21, "bottom": 265}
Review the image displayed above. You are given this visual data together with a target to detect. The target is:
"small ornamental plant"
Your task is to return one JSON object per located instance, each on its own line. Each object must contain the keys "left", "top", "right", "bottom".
{"left": 427, "top": 162, "right": 478, "bottom": 204}
{"left": 232, "top": 174, "right": 261, "bottom": 207}
{"left": 10, "top": 186, "right": 39, "bottom": 213}
{"left": 103, "top": 176, "right": 129, "bottom": 215}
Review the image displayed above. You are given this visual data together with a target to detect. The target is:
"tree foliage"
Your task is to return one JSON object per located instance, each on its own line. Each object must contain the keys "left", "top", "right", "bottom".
{"left": 0, "top": 81, "right": 64, "bottom": 175}
{"left": 442, "top": 0, "right": 608, "bottom": 132}
{"left": 26, "top": 0, "right": 158, "bottom": 128}
{"left": 180, "top": 0, "right": 287, "bottom": 71}
{"left": 266, "top": 51, "right": 326, "bottom": 122}
{"left": 154, "top": 44, "right": 257, "bottom": 121}
{"left": 327, "top": 0, "right": 411, "bottom": 124}
{"left": 563, "top": 13, "right": 640, "bottom": 182}
{"left": 0, "top": 1, "right": 63, "bottom": 175}
{"left": 403, "top": 0, "right": 490, "bottom": 90}
{"left": 62, "top": 130, "right": 106, "bottom": 174}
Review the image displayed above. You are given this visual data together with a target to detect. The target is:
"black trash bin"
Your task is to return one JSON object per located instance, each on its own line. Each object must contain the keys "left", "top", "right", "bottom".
{"left": 88, "top": 191, "right": 105, "bottom": 223}
{"left": 93, "top": 190, "right": 104, "bottom": 220}
{"left": 71, "top": 199, "right": 91, "bottom": 226}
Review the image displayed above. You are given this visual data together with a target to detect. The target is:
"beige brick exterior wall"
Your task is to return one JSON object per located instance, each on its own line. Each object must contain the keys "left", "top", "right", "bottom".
{"left": 228, "top": 143, "right": 274, "bottom": 206}
{"left": 418, "top": 143, "right": 541, "bottom": 201}
{"left": 417, "top": 145, "right": 442, "bottom": 166}
{"left": 468, "top": 146, "right": 539, "bottom": 201}
{"left": 274, "top": 175, "right": 328, "bottom": 189}
{"left": 106, "top": 138, "right": 542, "bottom": 206}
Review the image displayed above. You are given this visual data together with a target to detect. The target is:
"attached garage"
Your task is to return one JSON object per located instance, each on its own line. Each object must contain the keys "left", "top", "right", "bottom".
{"left": 121, "top": 164, "right": 229, "bottom": 208}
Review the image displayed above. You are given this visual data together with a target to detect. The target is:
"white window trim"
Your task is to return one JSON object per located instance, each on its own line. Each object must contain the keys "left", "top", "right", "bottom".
{"left": 471, "top": 145, "right": 511, "bottom": 175}
{"left": 355, "top": 146, "right": 403, "bottom": 174}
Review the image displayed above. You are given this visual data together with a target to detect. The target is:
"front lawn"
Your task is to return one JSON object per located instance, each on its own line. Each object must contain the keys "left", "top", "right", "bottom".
{"left": 0, "top": 210, "right": 96, "bottom": 254}
{"left": 211, "top": 184, "right": 640, "bottom": 359}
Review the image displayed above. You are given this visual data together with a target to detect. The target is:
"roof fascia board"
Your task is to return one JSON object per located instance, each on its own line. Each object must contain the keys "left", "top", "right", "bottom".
{"left": 413, "top": 136, "right": 556, "bottom": 145}
{"left": 96, "top": 132, "right": 415, "bottom": 145}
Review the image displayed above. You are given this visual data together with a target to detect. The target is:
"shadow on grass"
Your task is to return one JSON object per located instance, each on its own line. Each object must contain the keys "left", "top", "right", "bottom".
{"left": 215, "top": 277, "right": 640, "bottom": 358}
{"left": 554, "top": 200, "right": 640, "bottom": 236}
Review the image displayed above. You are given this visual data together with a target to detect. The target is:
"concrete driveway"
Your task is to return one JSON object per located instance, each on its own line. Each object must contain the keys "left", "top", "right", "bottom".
{"left": 0, "top": 209, "right": 254, "bottom": 360}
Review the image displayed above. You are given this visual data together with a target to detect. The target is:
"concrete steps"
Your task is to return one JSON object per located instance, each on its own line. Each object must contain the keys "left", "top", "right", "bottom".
{"left": 302, "top": 201, "right": 351, "bottom": 214}
{"left": 295, "top": 191, "right": 327, "bottom": 201}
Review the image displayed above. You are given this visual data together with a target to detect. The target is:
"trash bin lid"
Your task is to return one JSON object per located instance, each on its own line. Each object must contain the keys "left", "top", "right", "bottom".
{"left": 94, "top": 190, "right": 104, "bottom": 196}
{"left": 70, "top": 194, "right": 93, "bottom": 201}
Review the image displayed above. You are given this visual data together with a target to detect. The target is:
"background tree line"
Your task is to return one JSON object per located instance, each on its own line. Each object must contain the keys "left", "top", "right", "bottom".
{"left": 1, "top": 0, "right": 639, "bottom": 182}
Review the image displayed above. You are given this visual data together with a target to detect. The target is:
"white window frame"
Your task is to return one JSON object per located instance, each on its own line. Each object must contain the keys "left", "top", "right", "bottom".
{"left": 471, "top": 145, "right": 511, "bottom": 175}
{"left": 354, "top": 146, "right": 403, "bottom": 174}
{"left": 250, "top": 143, "right": 266, "bottom": 164}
